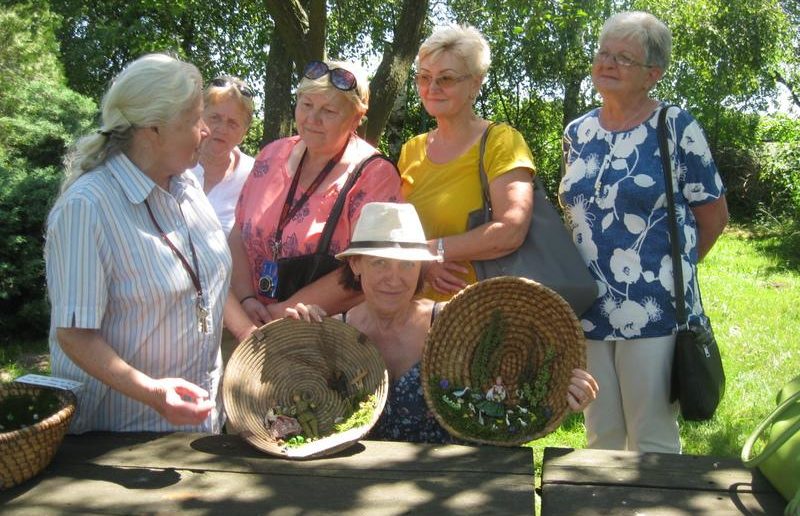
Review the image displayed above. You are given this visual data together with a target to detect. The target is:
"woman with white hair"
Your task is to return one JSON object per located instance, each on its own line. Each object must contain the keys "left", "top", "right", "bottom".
{"left": 46, "top": 54, "right": 252, "bottom": 433}
{"left": 229, "top": 60, "right": 402, "bottom": 325}
{"left": 399, "top": 25, "right": 536, "bottom": 301}
{"left": 560, "top": 11, "right": 729, "bottom": 453}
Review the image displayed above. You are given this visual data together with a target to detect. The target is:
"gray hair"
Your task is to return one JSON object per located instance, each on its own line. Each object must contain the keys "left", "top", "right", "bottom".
{"left": 416, "top": 24, "right": 491, "bottom": 79}
{"left": 61, "top": 53, "right": 203, "bottom": 192}
{"left": 599, "top": 11, "right": 672, "bottom": 70}
{"left": 297, "top": 60, "right": 370, "bottom": 116}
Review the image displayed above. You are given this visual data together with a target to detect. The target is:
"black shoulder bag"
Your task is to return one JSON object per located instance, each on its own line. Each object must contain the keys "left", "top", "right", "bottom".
{"left": 467, "top": 123, "right": 598, "bottom": 316}
{"left": 658, "top": 105, "right": 726, "bottom": 421}
{"left": 276, "top": 154, "right": 393, "bottom": 301}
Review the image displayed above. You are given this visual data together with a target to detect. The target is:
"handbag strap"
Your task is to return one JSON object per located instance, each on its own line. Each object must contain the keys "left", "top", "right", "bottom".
{"left": 741, "top": 386, "right": 800, "bottom": 467}
{"left": 477, "top": 122, "right": 498, "bottom": 216}
{"left": 656, "top": 104, "right": 688, "bottom": 327}
{"left": 313, "top": 154, "right": 397, "bottom": 254}
{"left": 477, "top": 122, "right": 545, "bottom": 217}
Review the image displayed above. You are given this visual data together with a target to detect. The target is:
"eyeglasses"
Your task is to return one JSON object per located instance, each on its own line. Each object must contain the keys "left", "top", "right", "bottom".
{"left": 302, "top": 61, "right": 358, "bottom": 92}
{"left": 209, "top": 77, "right": 255, "bottom": 98}
{"left": 414, "top": 73, "right": 471, "bottom": 90}
{"left": 593, "top": 51, "right": 652, "bottom": 68}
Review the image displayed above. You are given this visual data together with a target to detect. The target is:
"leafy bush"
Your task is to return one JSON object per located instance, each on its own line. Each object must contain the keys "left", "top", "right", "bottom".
{"left": 0, "top": 80, "right": 96, "bottom": 344}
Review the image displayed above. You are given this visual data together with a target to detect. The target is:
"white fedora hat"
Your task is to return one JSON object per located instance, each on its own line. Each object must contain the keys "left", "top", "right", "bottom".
{"left": 336, "top": 202, "right": 441, "bottom": 262}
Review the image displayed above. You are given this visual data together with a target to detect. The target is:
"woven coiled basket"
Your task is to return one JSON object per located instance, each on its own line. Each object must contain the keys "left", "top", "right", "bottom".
{"left": 0, "top": 384, "right": 76, "bottom": 489}
{"left": 223, "top": 317, "right": 389, "bottom": 459}
{"left": 422, "top": 276, "right": 586, "bottom": 446}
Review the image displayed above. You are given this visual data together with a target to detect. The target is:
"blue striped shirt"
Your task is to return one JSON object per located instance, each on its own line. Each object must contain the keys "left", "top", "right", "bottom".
{"left": 46, "top": 153, "right": 231, "bottom": 433}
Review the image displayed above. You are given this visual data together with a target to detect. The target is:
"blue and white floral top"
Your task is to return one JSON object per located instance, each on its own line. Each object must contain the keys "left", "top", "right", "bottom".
{"left": 559, "top": 105, "right": 724, "bottom": 341}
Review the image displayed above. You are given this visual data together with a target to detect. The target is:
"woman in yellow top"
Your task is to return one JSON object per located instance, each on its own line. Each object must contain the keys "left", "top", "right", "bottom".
{"left": 399, "top": 24, "right": 536, "bottom": 301}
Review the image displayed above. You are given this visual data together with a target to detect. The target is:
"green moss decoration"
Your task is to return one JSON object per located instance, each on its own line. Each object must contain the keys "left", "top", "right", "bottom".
{"left": 430, "top": 343, "right": 557, "bottom": 441}
{"left": 470, "top": 309, "right": 504, "bottom": 391}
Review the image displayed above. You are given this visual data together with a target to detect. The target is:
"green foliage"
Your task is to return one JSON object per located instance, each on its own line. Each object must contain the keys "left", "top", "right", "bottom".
{"left": 0, "top": 2, "right": 97, "bottom": 345}
{"left": 0, "top": 161, "right": 61, "bottom": 343}
{"left": 0, "top": 2, "right": 65, "bottom": 84}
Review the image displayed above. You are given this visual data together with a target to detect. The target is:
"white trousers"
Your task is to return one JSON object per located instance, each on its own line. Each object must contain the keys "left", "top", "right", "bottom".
{"left": 584, "top": 335, "right": 681, "bottom": 453}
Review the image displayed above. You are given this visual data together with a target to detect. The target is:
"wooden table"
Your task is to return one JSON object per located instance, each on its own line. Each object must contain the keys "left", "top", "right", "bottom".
{"left": 541, "top": 447, "right": 786, "bottom": 515}
{"left": 0, "top": 432, "right": 534, "bottom": 515}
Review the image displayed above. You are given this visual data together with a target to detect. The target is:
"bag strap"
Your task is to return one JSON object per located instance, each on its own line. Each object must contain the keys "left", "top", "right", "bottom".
{"left": 477, "top": 122, "right": 499, "bottom": 217}
{"left": 741, "top": 386, "right": 800, "bottom": 467}
{"left": 314, "top": 154, "right": 397, "bottom": 254}
{"left": 656, "top": 104, "right": 688, "bottom": 327}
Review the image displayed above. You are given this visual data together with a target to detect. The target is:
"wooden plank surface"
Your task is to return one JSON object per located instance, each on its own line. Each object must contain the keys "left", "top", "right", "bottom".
{"left": 541, "top": 447, "right": 786, "bottom": 515}
{"left": 0, "top": 433, "right": 535, "bottom": 515}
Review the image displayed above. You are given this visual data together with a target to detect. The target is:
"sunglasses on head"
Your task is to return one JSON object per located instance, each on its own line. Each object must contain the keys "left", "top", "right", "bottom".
{"left": 302, "top": 61, "right": 358, "bottom": 92}
{"left": 209, "top": 77, "right": 255, "bottom": 98}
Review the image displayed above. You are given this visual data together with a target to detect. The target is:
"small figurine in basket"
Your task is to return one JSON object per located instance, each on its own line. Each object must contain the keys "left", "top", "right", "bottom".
{"left": 485, "top": 377, "right": 507, "bottom": 403}
{"left": 292, "top": 392, "right": 319, "bottom": 439}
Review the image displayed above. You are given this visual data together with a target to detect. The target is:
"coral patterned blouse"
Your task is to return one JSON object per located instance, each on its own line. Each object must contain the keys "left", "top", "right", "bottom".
{"left": 235, "top": 135, "right": 402, "bottom": 302}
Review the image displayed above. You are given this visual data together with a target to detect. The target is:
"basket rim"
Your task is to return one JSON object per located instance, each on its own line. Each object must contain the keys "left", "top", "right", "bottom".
{"left": 0, "top": 383, "right": 77, "bottom": 443}
{"left": 422, "top": 276, "right": 586, "bottom": 446}
{"left": 223, "top": 317, "right": 389, "bottom": 459}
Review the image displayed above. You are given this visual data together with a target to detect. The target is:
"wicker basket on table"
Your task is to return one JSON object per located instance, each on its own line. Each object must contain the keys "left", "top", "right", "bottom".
{"left": 0, "top": 383, "right": 76, "bottom": 489}
{"left": 422, "top": 276, "right": 586, "bottom": 446}
{"left": 223, "top": 317, "right": 389, "bottom": 459}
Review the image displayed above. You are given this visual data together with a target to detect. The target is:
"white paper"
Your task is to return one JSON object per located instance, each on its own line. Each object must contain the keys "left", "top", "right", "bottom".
{"left": 13, "top": 374, "right": 83, "bottom": 393}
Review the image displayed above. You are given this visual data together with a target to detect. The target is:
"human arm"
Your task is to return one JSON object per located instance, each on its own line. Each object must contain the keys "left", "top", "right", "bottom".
{"left": 228, "top": 224, "right": 271, "bottom": 325}
{"left": 55, "top": 328, "right": 215, "bottom": 426}
{"left": 566, "top": 368, "right": 599, "bottom": 412}
{"left": 223, "top": 291, "right": 258, "bottom": 342}
{"left": 266, "top": 268, "right": 363, "bottom": 320}
{"left": 691, "top": 195, "right": 728, "bottom": 261}
{"left": 425, "top": 168, "right": 533, "bottom": 293}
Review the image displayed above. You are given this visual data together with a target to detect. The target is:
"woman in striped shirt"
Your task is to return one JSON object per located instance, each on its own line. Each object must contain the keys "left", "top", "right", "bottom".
{"left": 46, "top": 54, "right": 252, "bottom": 433}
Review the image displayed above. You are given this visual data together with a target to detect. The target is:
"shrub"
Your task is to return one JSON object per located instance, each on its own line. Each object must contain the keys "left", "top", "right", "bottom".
{"left": 0, "top": 80, "right": 96, "bottom": 344}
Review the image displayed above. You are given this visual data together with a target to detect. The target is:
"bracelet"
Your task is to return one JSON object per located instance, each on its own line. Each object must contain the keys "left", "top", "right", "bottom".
{"left": 437, "top": 237, "right": 445, "bottom": 259}
{"left": 239, "top": 295, "right": 257, "bottom": 304}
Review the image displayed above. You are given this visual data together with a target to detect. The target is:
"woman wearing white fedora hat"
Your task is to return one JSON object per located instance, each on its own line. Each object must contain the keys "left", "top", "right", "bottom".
{"left": 286, "top": 202, "right": 599, "bottom": 443}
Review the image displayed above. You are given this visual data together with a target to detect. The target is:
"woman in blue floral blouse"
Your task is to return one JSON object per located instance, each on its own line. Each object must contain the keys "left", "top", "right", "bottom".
{"left": 560, "top": 11, "right": 729, "bottom": 453}
{"left": 286, "top": 202, "right": 599, "bottom": 444}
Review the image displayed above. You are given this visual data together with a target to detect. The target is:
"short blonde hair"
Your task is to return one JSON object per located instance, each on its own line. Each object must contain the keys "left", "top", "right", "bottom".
{"left": 416, "top": 24, "right": 491, "bottom": 78}
{"left": 62, "top": 53, "right": 203, "bottom": 192}
{"left": 205, "top": 75, "right": 255, "bottom": 126}
{"left": 599, "top": 11, "right": 672, "bottom": 70}
{"left": 297, "top": 60, "right": 370, "bottom": 115}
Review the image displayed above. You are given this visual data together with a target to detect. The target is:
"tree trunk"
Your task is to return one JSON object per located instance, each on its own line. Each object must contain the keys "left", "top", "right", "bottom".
{"left": 362, "top": 0, "right": 429, "bottom": 145}
{"left": 263, "top": 0, "right": 325, "bottom": 64}
{"left": 262, "top": 33, "right": 295, "bottom": 145}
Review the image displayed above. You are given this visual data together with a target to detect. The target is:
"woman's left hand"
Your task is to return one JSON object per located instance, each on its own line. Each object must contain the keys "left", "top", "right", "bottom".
{"left": 566, "top": 368, "right": 599, "bottom": 412}
{"left": 425, "top": 261, "right": 469, "bottom": 294}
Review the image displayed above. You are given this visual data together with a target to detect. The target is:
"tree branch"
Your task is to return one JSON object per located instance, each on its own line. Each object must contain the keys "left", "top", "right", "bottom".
{"left": 263, "top": 0, "right": 313, "bottom": 65}
{"left": 363, "top": 0, "right": 429, "bottom": 145}
{"left": 774, "top": 70, "right": 800, "bottom": 109}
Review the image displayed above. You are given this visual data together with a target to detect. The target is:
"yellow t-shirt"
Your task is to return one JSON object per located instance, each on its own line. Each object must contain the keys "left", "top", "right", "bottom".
{"left": 399, "top": 124, "right": 535, "bottom": 300}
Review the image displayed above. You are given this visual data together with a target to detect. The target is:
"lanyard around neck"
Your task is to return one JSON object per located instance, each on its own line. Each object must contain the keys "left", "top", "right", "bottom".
{"left": 143, "top": 199, "right": 204, "bottom": 300}
{"left": 272, "top": 140, "right": 349, "bottom": 258}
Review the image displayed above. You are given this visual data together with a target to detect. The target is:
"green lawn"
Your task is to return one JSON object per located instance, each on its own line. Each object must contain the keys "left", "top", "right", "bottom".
{"left": 2, "top": 222, "right": 798, "bottom": 481}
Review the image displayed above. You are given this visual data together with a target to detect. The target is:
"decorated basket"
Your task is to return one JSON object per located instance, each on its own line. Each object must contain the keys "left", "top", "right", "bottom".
{"left": 223, "top": 317, "right": 389, "bottom": 459}
{"left": 422, "top": 276, "right": 586, "bottom": 446}
{"left": 0, "top": 383, "right": 77, "bottom": 489}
